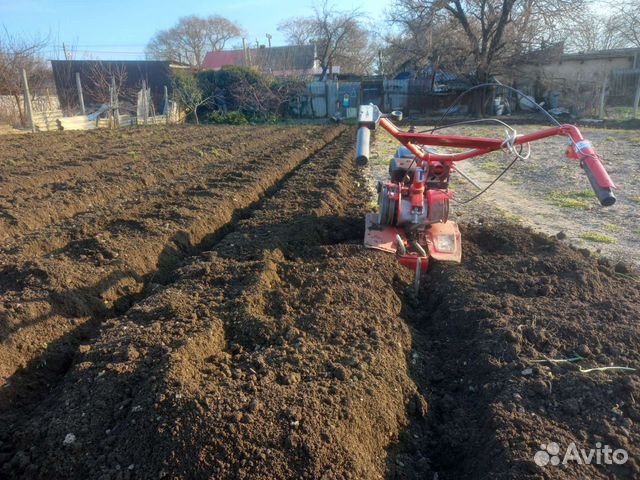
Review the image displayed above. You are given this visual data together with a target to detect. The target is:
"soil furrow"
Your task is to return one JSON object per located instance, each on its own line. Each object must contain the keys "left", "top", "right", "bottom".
{"left": 1, "top": 124, "right": 638, "bottom": 480}
{"left": 0, "top": 125, "right": 296, "bottom": 243}
{"left": 0, "top": 126, "right": 343, "bottom": 413}
{"left": 387, "top": 222, "right": 640, "bottom": 480}
{"left": 0, "top": 127, "right": 423, "bottom": 480}
{"left": 0, "top": 126, "right": 303, "bottom": 259}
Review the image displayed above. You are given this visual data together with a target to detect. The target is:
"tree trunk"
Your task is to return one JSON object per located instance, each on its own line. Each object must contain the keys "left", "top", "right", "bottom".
{"left": 471, "top": 68, "right": 490, "bottom": 117}
{"left": 320, "top": 64, "right": 329, "bottom": 82}
{"left": 193, "top": 108, "right": 200, "bottom": 124}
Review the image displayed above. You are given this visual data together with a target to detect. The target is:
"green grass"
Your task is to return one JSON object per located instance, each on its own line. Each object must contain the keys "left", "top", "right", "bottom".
{"left": 603, "top": 223, "right": 620, "bottom": 232}
{"left": 581, "top": 232, "right": 617, "bottom": 244}
{"left": 478, "top": 160, "right": 503, "bottom": 174}
{"left": 496, "top": 207, "right": 522, "bottom": 223}
{"left": 545, "top": 189, "right": 595, "bottom": 209}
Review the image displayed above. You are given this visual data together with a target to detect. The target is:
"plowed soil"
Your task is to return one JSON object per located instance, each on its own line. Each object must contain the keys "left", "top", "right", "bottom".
{"left": 1, "top": 124, "right": 639, "bottom": 479}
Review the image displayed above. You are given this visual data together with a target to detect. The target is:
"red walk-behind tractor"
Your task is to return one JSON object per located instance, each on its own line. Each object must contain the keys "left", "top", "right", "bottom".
{"left": 355, "top": 103, "right": 616, "bottom": 289}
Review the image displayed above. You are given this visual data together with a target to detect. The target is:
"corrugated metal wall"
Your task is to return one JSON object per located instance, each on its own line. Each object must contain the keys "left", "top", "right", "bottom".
{"left": 303, "top": 79, "right": 445, "bottom": 117}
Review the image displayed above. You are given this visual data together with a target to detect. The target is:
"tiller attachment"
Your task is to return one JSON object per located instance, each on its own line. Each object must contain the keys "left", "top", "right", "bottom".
{"left": 364, "top": 214, "right": 462, "bottom": 270}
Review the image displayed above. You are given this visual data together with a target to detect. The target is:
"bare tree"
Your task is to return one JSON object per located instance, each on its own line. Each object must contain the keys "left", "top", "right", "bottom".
{"left": 383, "top": 3, "right": 469, "bottom": 77}
{"left": 83, "top": 63, "right": 135, "bottom": 107}
{"left": 146, "top": 15, "right": 243, "bottom": 67}
{"left": 278, "top": 18, "right": 315, "bottom": 46}
{"left": 611, "top": 0, "right": 640, "bottom": 48}
{"left": 0, "top": 30, "right": 50, "bottom": 126}
{"left": 279, "top": 1, "right": 376, "bottom": 78}
{"left": 564, "top": 10, "right": 626, "bottom": 52}
{"left": 387, "top": 0, "right": 586, "bottom": 83}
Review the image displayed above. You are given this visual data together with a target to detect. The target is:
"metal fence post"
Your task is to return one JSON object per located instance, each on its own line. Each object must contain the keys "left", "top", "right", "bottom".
{"left": 633, "top": 74, "right": 640, "bottom": 119}
{"left": 599, "top": 74, "right": 608, "bottom": 119}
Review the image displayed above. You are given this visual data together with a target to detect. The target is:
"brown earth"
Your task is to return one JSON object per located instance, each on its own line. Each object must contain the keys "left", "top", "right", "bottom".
{"left": 0, "top": 124, "right": 639, "bottom": 479}
{"left": 0, "top": 124, "right": 341, "bottom": 398}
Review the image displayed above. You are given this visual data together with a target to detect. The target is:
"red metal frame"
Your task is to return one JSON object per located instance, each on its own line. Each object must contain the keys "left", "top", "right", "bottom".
{"left": 378, "top": 118, "right": 616, "bottom": 189}
{"left": 366, "top": 116, "right": 617, "bottom": 275}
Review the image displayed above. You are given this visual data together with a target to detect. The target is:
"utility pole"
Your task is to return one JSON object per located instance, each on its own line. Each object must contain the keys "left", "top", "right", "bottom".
{"left": 163, "top": 85, "right": 170, "bottom": 123}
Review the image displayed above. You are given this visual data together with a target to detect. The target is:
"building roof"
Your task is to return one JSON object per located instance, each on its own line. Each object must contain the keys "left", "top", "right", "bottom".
{"left": 202, "top": 50, "right": 246, "bottom": 69}
{"left": 202, "top": 45, "right": 317, "bottom": 74}
{"left": 519, "top": 44, "right": 640, "bottom": 66}
{"left": 559, "top": 47, "right": 640, "bottom": 62}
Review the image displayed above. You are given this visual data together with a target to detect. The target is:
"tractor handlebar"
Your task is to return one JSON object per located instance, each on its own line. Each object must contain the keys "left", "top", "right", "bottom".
{"left": 581, "top": 156, "right": 617, "bottom": 206}
{"left": 354, "top": 104, "right": 617, "bottom": 207}
{"left": 355, "top": 126, "right": 371, "bottom": 165}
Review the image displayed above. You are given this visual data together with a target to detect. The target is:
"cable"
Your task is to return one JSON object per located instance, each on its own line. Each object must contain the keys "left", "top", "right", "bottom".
{"left": 388, "top": 83, "right": 601, "bottom": 204}
{"left": 451, "top": 147, "right": 521, "bottom": 205}
{"left": 422, "top": 83, "right": 559, "bottom": 203}
{"left": 418, "top": 117, "right": 520, "bottom": 133}
{"left": 429, "top": 82, "right": 563, "bottom": 134}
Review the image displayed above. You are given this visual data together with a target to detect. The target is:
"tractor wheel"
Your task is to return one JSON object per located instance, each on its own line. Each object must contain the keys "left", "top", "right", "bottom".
{"left": 378, "top": 185, "right": 399, "bottom": 226}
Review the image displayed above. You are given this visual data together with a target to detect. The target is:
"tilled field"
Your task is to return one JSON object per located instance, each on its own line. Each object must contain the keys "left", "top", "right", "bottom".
{"left": 0, "top": 125, "right": 639, "bottom": 479}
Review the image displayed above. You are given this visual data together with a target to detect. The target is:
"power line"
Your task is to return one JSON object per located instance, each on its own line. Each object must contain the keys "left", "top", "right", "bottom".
{"left": 53, "top": 43, "right": 147, "bottom": 48}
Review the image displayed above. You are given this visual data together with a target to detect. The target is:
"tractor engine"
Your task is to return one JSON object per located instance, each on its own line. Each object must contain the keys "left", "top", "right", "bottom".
{"left": 377, "top": 147, "right": 451, "bottom": 228}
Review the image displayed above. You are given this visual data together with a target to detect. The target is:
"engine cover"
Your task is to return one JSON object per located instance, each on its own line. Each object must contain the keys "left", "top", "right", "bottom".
{"left": 378, "top": 182, "right": 449, "bottom": 227}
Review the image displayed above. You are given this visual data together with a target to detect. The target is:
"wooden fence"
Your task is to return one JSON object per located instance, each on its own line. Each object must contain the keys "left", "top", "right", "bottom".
{"left": 0, "top": 68, "right": 182, "bottom": 135}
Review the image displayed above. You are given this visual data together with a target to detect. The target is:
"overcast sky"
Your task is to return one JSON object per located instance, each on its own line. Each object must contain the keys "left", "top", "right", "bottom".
{"left": 1, "top": 0, "right": 388, "bottom": 60}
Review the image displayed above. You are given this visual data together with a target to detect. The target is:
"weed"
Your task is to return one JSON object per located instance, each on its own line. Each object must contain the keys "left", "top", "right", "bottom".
{"left": 497, "top": 207, "right": 522, "bottom": 223}
{"left": 546, "top": 189, "right": 595, "bottom": 209}
{"left": 629, "top": 196, "right": 640, "bottom": 205}
{"left": 603, "top": 223, "right": 620, "bottom": 232}
{"left": 478, "top": 160, "right": 503, "bottom": 174}
{"left": 581, "top": 232, "right": 617, "bottom": 244}
{"left": 127, "top": 151, "right": 138, "bottom": 160}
